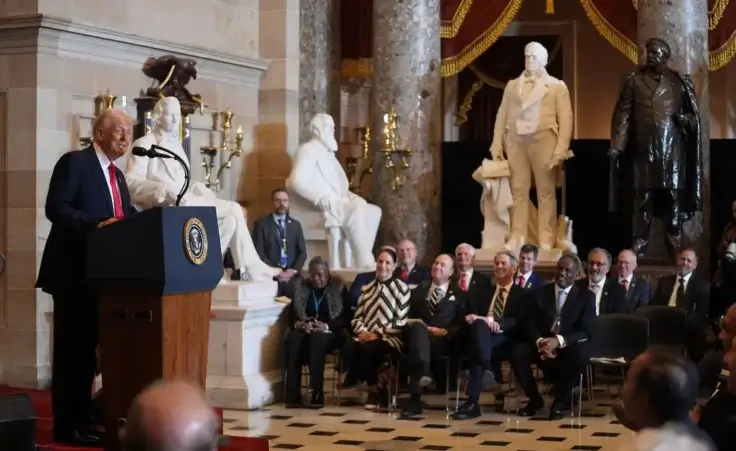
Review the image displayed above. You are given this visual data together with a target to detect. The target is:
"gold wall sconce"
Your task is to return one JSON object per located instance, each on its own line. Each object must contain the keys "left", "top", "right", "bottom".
{"left": 380, "top": 107, "right": 412, "bottom": 190}
{"left": 345, "top": 126, "right": 373, "bottom": 195}
{"left": 79, "top": 90, "right": 122, "bottom": 147}
{"left": 199, "top": 108, "right": 243, "bottom": 192}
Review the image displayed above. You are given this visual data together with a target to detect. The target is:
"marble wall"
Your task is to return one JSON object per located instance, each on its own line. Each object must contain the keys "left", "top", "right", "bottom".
{"left": 0, "top": 0, "right": 304, "bottom": 388}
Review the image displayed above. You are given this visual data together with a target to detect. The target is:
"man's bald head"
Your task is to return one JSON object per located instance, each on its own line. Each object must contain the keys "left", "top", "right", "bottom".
{"left": 93, "top": 109, "right": 133, "bottom": 160}
{"left": 122, "top": 380, "right": 219, "bottom": 451}
{"left": 617, "top": 249, "right": 638, "bottom": 278}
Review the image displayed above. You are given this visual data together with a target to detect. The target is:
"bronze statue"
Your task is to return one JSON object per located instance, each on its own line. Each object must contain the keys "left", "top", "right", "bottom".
{"left": 608, "top": 37, "right": 704, "bottom": 258}
{"left": 142, "top": 55, "right": 203, "bottom": 108}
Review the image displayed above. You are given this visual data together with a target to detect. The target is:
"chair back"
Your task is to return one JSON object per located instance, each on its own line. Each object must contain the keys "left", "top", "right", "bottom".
{"left": 636, "top": 306, "right": 688, "bottom": 348}
{"left": 590, "top": 314, "right": 649, "bottom": 360}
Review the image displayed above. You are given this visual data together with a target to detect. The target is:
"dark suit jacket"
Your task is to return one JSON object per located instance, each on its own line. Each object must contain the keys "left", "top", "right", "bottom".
{"left": 652, "top": 273, "right": 710, "bottom": 323}
{"left": 408, "top": 281, "right": 465, "bottom": 333}
{"left": 251, "top": 214, "right": 307, "bottom": 270}
{"left": 465, "top": 283, "right": 527, "bottom": 339}
{"left": 526, "top": 283, "right": 596, "bottom": 346}
{"left": 36, "top": 147, "right": 137, "bottom": 295}
{"left": 348, "top": 271, "right": 375, "bottom": 307}
{"left": 575, "top": 276, "right": 627, "bottom": 315}
{"left": 514, "top": 270, "right": 545, "bottom": 290}
{"left": 394, "top": 265, "right": 430, "bottom": 286}
{"left": 622, "top": 274, "right": 651, "bottom": 313}
{"left": 454, "top": 270, "right": 492, "bottom": 307}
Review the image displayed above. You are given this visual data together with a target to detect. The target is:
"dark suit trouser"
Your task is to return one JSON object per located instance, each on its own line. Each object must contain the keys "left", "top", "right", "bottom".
{"left": 285, "top": 330, "right": 342, "bottom": 398}
{"left": 51, "top": 289, "right": 98, "bottom": 433}
{"left": 467, "top": 320, "right": 507, "bottom": 399}
{"left": 510, "top": 341, "right": 589, "bottom": 407}
{"left": 405, "top": 323, "right": 451, "bottom": 394}
{"left": 341, "top": 338, "right": 394, "bottom": 386}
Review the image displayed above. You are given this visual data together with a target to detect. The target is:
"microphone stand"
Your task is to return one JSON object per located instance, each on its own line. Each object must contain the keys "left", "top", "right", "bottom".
{"left": 150, "top": 144, "right": 190, "bottom": 207}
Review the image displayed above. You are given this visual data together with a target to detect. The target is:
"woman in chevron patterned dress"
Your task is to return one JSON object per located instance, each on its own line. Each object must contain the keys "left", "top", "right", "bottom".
{"left": 341, "top": 248, "right": 411, "bottom": 408}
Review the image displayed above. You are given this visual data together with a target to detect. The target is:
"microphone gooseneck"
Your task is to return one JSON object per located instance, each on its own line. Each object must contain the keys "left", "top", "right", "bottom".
{"left": 150, "top": 144, "right": 190, "bottom": 207}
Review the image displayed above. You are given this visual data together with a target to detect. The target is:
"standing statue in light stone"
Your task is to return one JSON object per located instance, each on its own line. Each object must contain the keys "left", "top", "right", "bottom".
{"left": 286, "top": 114, "right": 382, "bottom": 270}
{"left": 489, "top": 41, "right": 574, "bottom": 252}
{"left": 125, "top": 96, "right": 280, "bottom": 282}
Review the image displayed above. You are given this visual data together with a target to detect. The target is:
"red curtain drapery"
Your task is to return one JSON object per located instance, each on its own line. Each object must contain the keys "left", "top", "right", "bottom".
{"left": 580, "top": 0, "right": 736, "bottom": 70}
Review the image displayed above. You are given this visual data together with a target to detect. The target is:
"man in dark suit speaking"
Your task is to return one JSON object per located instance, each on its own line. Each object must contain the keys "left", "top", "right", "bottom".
{"left": 36, "top": 109, "right": 137, "bottom": 446}
{"left": 252, "top": 188, "right": 307, "bottom": 296}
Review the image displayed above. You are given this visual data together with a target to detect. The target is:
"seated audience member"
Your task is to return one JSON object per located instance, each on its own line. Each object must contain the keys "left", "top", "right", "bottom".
{"left": 402, "top": 254, "right": 464, "bottom": 417}
{"left": 452, "top": 250, "right": 526, "bottom": 420}
{"left": 652, "top": 248, "right": 711, "bottom": 362}
{"left": 284, "top": 257, "right": 349, "bottom": 408}
{"left": 693, "top": 335, "right": 736, "bottom": 450}
{"left": 575, "top": 247, "right": 627, "bottom": 315}
{"left": 509, "top": 253, "right": 596, "bottom": 420}
{"left": 121, "top": 380, "right": 219, "bottom": 451}
{"left": 617, "top": 249, "right": 651, "bottom": 313}
{"left": 342, "top": 248, "right": 410, "bottom": 408}
{"left": 348, "top": 245, "right": 396, "bottom": 307}
{"left": 616, "top": 349, "right": 715, "bottom": 451}
{"left": 395, "top": 239, "right": 430, "bottom": 287}
{"left": 251, "top": 188, "right": 307, "bottom": 297}
{"left": 454, "top": 243, "right": 492, "bottom": 297}
{"left": 514, "top": 244, "right": 545, "bottom": 289}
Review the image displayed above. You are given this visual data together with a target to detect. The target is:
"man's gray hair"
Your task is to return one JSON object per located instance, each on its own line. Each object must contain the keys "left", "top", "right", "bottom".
{"left": 588, "top": 247, "right": 612, "bottom": 266}
{"left": 455, "top": 243, "right": 476, "bottom": 257}
{"left": 495, "top": 249, "right": 519, "bottom": 266}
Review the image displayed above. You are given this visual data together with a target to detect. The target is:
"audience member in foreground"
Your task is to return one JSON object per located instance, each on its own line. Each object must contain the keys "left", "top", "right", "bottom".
{"left": 121, "top": 380, "right": 219, "bottom": 451}
{"left": 617, "top": 349, "right": 714, "bottom": 451}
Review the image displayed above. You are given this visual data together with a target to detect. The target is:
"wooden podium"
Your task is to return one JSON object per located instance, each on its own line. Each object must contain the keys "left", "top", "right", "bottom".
{"left": 86, "top": 206, "right": 222, "bottom": 451}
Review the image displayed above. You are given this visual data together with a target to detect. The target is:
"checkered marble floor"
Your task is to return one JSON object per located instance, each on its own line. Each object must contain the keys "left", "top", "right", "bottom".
{"left": 223, "top": 382, "right": 633, "bottom": 450}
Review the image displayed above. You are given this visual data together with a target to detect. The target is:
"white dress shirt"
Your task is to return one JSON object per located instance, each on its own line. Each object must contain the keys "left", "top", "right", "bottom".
{"left": 536, "top": 284, "right": 572, "bottom": 348}
{"left": 93, "top": 143, "right": 116, "bottom": 205}
{"left": 589, "top": 278, "right": 606, "bottom": 315}
{"left": 668, "top": 272, "right": 692, "bottom": 307}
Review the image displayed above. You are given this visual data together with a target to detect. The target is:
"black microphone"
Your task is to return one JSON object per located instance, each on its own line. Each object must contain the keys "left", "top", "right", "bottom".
{"left": 131, "top": 146, "right": 173, "bottom": 159}
{"left": 149, "top": 144, "right": 191, "bottom": 207}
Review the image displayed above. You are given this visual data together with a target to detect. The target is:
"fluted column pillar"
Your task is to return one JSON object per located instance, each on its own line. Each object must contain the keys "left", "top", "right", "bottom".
{"left": 299, "top": 0, "right": 341, "bottom": 142}
{"left": 637, "top": 0, "right": 710, "bottom": 260}
{"left": 371, "top": 0, "right": 442, "bottom": 260}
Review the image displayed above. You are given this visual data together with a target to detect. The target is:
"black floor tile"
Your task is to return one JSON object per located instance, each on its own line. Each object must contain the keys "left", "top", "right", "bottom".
{"left": 228, "top": 426, "right": 250, "bottom": 431}
{"left": 421, "top": 446, "right": 452, "bottom": 450}
{"left": 591, "top": 432, "right": 620, "bottom": 437}
{"left": 334, "top": 439, "right": 365, "bottom": 445}
{"left": 366, "top": 427, "right": 395, "bottom": 433}
{"left": 309, "top": 431, "right": 339, "bottom": 436}
{"left": 479, "top": 441, "right": 511, "bottom": 446}
{"left": 570, "top": 446, "right": 602, "bottom": 450}
{"left": 451, "top": 432, "right": 480, "bottom": 438}
{"left": 270, "top": 415, "right": 293, "bottom": 420}
{"left": 319, "top": 412, "right": 347, "bottom": 417}
{"left": 272, "top": 445, "right": 303, "bottom": 450}
{"left": 286, "top": 423, "right": 315, "bottom": 428}
{"left": 505, "top": 428, "right": 534, "bottom": 433}
{"left": 392, "top": 436, "right": 423, "bottom": 441}
{"left": 560, "top": 424, "right": 587, "bottom": 429}
{"left": 258, "top": 435, "right": 279, "bottom": 440}
{"left": 476, "top": 420, "right": 503, "bottom": 426}
{"left": 423, "top": 424, "right": 451, "bottom": 429}
{"left": 537, "top": 436, "right": 566, "bottom": 442}
{"left": 342, "top": 419, "right": 371, "bottom": 424}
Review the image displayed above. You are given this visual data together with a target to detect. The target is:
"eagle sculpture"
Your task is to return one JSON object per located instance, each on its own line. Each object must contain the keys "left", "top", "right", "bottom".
{"left": 142, "top": 55, "right": 203, "bottom": 107}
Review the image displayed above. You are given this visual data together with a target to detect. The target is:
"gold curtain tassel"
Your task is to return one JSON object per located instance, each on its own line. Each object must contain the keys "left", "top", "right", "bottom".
{"left": 546, "top": 0, "right": 555, "bottom": 14}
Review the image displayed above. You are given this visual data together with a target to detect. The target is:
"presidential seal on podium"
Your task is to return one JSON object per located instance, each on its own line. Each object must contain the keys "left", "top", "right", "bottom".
{"left": 184, "top": 217, "right": 208, "bottom": 265}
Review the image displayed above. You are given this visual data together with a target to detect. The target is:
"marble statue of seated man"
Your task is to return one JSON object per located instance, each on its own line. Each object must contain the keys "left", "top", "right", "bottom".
{"left": 124, "top": 96, "right": 280, "bottom": 282}
{"left": 286, "top": 113, "right": 381, "bottom": 270}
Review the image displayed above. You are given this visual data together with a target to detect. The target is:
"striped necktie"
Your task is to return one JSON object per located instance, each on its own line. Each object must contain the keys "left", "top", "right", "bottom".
{"left": 429, "top": 286, "right": 443, "bottom": 314}
{"left": 492, "top": 288, "right": 507, "bottom": 318}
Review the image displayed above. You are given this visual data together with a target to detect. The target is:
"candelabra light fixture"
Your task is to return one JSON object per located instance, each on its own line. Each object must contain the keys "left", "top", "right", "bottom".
{"left": 79, "top": 90, "right": 122, "bottom": 147}
{"left": 380, "top": 107, "right": 413, "bottom": 190}
{"left": 345, "top": 126, "right": 373, "bottom": 195}
{"left": 199, "top": 107, "right": 244, "bottom": 192}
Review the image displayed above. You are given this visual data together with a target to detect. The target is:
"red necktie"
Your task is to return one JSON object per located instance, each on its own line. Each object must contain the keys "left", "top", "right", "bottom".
{"left": 517, "top": 275, "right": 525, "bottom": 287}
{"left": 459, "top": 273, "right": 468, "bottom": 291}
{"left": 108, "top": 164, "right": 124, "bottom": 219}
{"left": 400, "top": 267, "right": 408, "bottom": 281}
{"left": 620, "top": 279, "right": 629, "bottom": 291}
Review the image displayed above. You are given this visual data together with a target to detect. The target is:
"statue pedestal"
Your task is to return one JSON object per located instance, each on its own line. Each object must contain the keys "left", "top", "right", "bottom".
{"left": 206, "top": 280, "right": 286, "bottom": 410}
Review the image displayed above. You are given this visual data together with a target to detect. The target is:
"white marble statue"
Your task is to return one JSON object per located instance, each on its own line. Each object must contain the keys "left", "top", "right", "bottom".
{"left": 286, "top": 113, "right": 381, "bottom": 270}
{"left": 125, "top": 96, "right": 280, "bottom": 282}
{"left": 489, "top": 41, "right": 574, "bottom": 252}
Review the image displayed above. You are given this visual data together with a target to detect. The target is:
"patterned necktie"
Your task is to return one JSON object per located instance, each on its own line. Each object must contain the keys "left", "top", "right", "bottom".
{"left": 459, "top": 273, "right": 468, "bottom": 291}
{"left": 400, "top": 267, "right": 409, "bottom": 281}
{"left": 107, "top": 164, "right": 124, "bottom": 219}
{"left": 517, "top": 275, "right": 525, "bottom": 287}
{"left": 492, "top": 288, "right": 507, "bottom": 318}
{"left": 620, "top": 279, "right": 629, "bottom": 292}
{"left": 277, "top": 219, "right": 288, "bottom": 267}
{"left": 429, "top": 287, "right": 443, "bottom": 314}
{"left": 553, "top": 289, "right": 566, "bottom": 334}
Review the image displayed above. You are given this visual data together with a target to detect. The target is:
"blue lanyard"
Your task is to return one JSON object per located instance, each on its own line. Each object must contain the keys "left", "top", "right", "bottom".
{"left": 276, "top": 219, "right": 287, "bottom": 250}
{"left": 311, "top": 291, "right": 325, "bottom": 313}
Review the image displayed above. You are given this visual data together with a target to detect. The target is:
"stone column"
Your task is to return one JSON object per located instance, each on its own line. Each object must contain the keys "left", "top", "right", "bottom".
{"left": 637, "top": 0, "right": 710, "bottom": 260}
{"left": 299, "top": 0, "right": 341, "bottom": 142}
{"left": 371, "top": 0, "right": 442, "bottom": 260}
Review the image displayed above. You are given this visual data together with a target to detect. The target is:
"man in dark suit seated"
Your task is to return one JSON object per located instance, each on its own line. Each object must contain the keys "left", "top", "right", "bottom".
{"left": 616, "top": 249, "right": 651, "bottom": 313}
{"left": 395, "top": 239, "right": 430, "bottom": 287}
{"left": 651, "top": 248, "right": 711, "bottom": 362}
{"left": 251, "top": 188, "right": 307, "bottom": 298}
{"left": 36, "top": 110, "right": 138, "bottom": 446}
{"left": 453, "top": 243, "right": 492, "bottom": 299}
{"left": 347, "top": 245, "right": 396, "bottom": 308}
{"left": 575, "top": 247, "right": 627, "bottom": 315}
{"left": 402, "top": 254, "right": 464, "bottom": 417}
{"left": 451, "top": 250, "right": 526, "bottom": 420}
{"left": 515, "top": 244, "right": 546, "bottom": 289}
{"left": 509, "top": 253, "right": 596, "bottom": 420}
